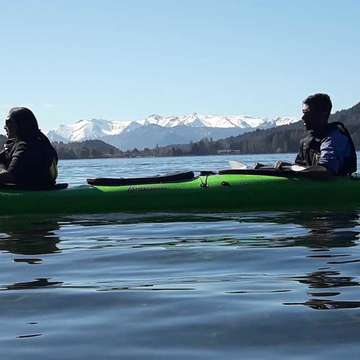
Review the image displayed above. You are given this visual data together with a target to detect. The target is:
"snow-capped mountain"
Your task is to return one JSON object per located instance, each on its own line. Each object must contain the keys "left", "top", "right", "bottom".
{"left": 47, "top": 118, "right": 133, "bottom": 143}
{"left": 47, "top": 113, "right": 298, "bottom": 150}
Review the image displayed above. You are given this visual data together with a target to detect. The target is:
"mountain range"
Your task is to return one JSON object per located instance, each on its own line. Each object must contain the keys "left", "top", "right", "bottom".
{"left": 47, "top": 113, "right": 297, "bottom": 150}
{"left": 0, "top": 102, "right": 358, "bottom": 160}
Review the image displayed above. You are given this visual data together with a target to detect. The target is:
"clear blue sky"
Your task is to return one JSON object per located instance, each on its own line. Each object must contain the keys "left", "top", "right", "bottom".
{"left": 0, "top": 0, "right": 359, "bottom": 131}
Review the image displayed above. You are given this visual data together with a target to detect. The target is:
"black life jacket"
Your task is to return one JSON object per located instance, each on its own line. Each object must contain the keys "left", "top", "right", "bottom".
{"left": 0, "top": 132, "right": 58, "bottom": 186}
{"left": 295, "top": 122, "right": 357, "bottom": 175}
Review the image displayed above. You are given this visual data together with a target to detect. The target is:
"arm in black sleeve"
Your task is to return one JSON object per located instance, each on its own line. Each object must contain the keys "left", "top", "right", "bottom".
{"left": 0, "top": 151, "right": 7, "bottom": 171}
{"left": 5, "top": 142, "right": 29, "bottom": 181}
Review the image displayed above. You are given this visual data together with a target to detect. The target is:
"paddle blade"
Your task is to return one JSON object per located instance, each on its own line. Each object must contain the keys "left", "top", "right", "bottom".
{"left": 290, "top": 164, "right": 307, "bottom": 172}
{"left": 229, "top": 160, "right": 248, "bottom": 169}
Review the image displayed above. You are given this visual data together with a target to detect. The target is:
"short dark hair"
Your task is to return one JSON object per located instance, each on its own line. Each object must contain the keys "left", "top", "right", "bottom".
{"left": 303, "top": 93, "right": 332, "bottom": 118}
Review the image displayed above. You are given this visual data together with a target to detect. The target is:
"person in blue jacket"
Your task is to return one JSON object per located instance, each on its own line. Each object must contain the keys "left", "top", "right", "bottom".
{"left": 0, "top": 107, "right": 58, "bottom": 187}
{"left": 278, "top": 93, "right": 357, "bottom": 176}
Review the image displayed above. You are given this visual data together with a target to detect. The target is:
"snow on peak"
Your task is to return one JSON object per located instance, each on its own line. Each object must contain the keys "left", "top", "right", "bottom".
{"left": 270, "top": 116, "right": 298, "bottom": 126}
{"left": 49, "top": 118, "right": 133, "bottom": 142}
{"left": 139, "top": 113, "right": 271, "bottom": 128}
{"left": 47, "top": 112, "right": 298, "bottom": 144}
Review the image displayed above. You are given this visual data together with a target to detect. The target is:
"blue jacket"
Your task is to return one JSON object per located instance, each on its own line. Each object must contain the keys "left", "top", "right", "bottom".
{"left": 295, "top": 122, "right": 357, "bottom": 175}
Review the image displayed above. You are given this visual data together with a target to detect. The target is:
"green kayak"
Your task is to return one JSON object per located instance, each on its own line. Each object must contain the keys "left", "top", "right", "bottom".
{"left": 0, "top": 173, "right": 359, "bottom": 215}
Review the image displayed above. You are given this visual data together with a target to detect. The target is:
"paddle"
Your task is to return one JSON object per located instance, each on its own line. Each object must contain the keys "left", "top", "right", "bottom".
{"left": 228, "top": 160, "right": 306, "bottom": 172}
{"left": 226, "top": 161, "right": 330, "bottom": 179}
{"left": 228, "top": 160, "right": 249, "bottom": 170}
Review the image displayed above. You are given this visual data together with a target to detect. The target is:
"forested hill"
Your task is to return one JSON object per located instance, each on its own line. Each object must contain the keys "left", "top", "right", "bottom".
{"left": 53, "top": 140, "right": 122, "bottom": 159}
{"left": 0, "top": 137, "right": 124, "bottom": 160}
{"left": 330, "top": 101, "right": 360, "bottom": 145}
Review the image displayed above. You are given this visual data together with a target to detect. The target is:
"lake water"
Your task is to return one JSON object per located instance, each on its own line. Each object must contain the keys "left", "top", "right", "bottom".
{"left": 1, "top": 154, "right": 360, "bottom": 359}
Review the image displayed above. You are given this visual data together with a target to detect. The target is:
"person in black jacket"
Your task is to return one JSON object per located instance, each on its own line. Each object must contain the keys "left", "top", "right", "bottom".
{"left": 0, "top": 107, "right": 58, "bottom": 187}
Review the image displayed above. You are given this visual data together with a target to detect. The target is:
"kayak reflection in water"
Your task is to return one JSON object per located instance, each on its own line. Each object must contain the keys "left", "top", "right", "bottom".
{"left": 0, "top": 216, "right": 61, "bottom": 255}
{"left": 280, "top": 211, "right": 360, "bottom": 310}
{"left": 275, "top": 93, "right": 357, "bottom": 176}
{"left": 0, "top": 107, "right": 58, "bottom": 188}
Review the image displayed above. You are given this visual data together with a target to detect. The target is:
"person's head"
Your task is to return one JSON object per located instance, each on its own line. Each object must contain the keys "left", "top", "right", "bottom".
{"left": 4, "top": 107, "right": 40, "bottom": 139}
{"left": 302, "top": 93, "right": 332, "bottom": 132}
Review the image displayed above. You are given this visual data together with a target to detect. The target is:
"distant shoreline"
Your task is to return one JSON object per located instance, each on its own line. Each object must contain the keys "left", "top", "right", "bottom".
{"left": 57, "top": 152, "right": 299, "bottom": 161}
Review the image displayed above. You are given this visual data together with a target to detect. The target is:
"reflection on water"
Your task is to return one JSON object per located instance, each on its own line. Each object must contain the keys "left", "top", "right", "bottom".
{"left": 258, "top": 211, "right": 360, "bottom": 248}
{"left": 294, "top": 270, "right": 359, "bottom": 289}
{"left": 0, "top": 208, "right": 360, "bottom": 358}
{"left": 17, "top": 334, "right": 42, "bottom": 339}
{"left": 3, "top": 278, "right": 63, "bottom": 291}
{"left": 0, "top": 216, "right": 60, "bottom": 255}
{"left": 268, "top": 211, "right": 360, "bottom": 310}
{"left": 285, "top": 269, "right": 360, "bottom": 310}
{"left": 285, "top": 299, "right": 360, "bottom": 310}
